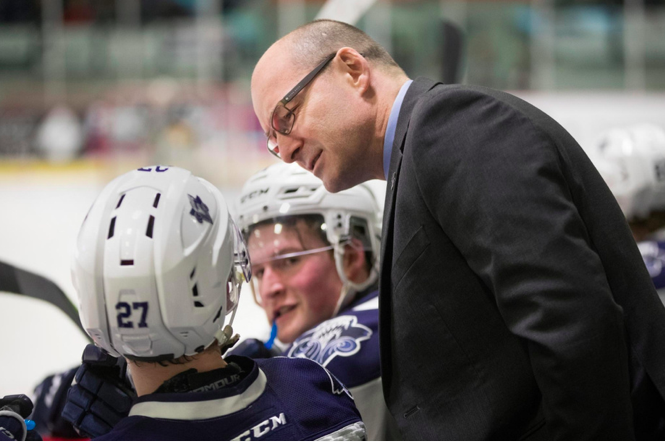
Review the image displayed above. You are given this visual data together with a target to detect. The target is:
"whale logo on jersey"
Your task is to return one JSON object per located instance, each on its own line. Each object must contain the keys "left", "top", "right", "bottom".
{"left": 287, "top": 315, "right": 372, "bottom": 367}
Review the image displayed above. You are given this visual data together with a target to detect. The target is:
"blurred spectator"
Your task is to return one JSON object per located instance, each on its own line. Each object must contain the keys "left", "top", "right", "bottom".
{"left": 35, "top": 105, "right": 83, "bottom": 163}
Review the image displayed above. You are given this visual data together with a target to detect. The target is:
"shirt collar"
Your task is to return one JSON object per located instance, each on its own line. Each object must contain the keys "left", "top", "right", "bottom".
{"left": 383, "top": 79, "right": 413, "bottom": 179}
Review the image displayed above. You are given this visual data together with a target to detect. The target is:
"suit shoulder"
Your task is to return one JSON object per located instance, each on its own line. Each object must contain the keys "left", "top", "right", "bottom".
{"left": 412, "top": 84, "right": 521, "bottom": 120}
{"left": 411, "top": 82, "right": 561, "bottom": 141}
{"left": 418, "top": 83, "right": 523, "bottom": 106}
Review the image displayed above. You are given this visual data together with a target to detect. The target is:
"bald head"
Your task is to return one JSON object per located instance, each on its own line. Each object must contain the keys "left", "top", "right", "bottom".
{"left": 251, "top": 20, "right": 409, "bottom": 192}
{"left": 252, "top": 20, "right": 404, "bottom": 101}
{"left": 283, "top": 19, "right": 404, "bottom": 75}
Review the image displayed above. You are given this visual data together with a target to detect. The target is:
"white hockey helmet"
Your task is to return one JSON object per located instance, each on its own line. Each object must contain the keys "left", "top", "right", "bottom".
{"left": 593, "top": 124, "right": 665, "bottom": 219}
{"left": 236, "top": 163, "right": 381, "bottom": 314}
{"left": 72, "top": 166, "right": 250, "bottom": 361}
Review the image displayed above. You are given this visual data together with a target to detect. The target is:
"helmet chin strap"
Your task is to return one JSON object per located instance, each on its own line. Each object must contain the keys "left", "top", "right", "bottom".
{"left": 332, "top": 242, "right": 379, "bottom": 317}
{"left": 215, "top": 278, "right": 242, "bottom": 354}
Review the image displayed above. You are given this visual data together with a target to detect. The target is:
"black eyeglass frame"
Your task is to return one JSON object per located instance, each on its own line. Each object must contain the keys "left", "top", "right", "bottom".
{"left": 267, "top": 52, "right": 337, "bottom": 159}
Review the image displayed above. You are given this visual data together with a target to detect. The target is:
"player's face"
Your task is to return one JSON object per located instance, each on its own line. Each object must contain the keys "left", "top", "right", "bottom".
{"left": 251, "top": 46, "right": 374, "bottom": 193}
{"left": 248, "top": 222, "right": 342, "bottom": 344}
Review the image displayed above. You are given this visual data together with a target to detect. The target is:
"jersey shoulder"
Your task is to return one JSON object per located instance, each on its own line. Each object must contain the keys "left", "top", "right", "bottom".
{"left": 256, "top": 357, "right": 354, "bottom": 401}
{"left": 638, "top": 240, "right": 665, "bottom": 289}
{"left": 256, "top": 357, "right": 363, "bottom": 441}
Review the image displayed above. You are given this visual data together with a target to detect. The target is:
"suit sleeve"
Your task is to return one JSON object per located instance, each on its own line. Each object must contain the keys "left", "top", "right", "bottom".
{"left": 409, "top": 88, "right": 634, "bottom": 439}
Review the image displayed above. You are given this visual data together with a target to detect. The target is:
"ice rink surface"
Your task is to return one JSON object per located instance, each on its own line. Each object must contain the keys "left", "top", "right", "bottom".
{"left": 1, "top": 92, "right": 664, "bottom": 397}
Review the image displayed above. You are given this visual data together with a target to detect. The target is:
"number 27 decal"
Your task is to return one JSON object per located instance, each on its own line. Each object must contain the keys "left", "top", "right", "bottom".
{"left": 116, "top": 302, "right": 149, "bottom": 328}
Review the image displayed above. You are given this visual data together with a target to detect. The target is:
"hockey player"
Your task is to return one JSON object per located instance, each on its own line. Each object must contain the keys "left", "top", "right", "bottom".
{"left": 61, "top": 166, "right": 365, "bottom": 440}
{"left": 233, "top": 163, "right": 400, "bottom": 441}
{"left": 592, "top": 123, "right": 665, "bottom": 305}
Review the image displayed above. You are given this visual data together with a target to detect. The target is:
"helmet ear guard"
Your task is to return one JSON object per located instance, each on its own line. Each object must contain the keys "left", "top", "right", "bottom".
{"left": 72, "top": 166, "right": 250, "bottom": 361}
{"left": 329, "top": 215, "right": 381, "bottom": 315}
{"left": 592, "top": 124, "right": 665, "bottom": 220}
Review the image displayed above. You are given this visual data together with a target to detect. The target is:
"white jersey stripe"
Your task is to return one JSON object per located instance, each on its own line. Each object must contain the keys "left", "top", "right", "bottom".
{"left": 316, "top": 421, "right": 367, "bottom": 441}
{"left": 129, "top": 369, "right": 267, "bottom": 420}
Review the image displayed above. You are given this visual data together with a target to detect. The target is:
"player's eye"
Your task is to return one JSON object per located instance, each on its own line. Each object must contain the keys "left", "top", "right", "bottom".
{"left": 253, "top": 266, "right": 265, "bottom": 280}
{"left": 273, "top": 256, "right": 300, "bottom": 271}
{"left": 285, "top": 257, "right": 300, "bottom": 267}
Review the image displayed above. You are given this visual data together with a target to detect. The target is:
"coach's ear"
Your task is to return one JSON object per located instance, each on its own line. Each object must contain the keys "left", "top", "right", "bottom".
{"left": 342, "top": 238, "right": 369, "bottom": 284}
{"left": 335, "top": 47, "right": 371, "bottom": 95}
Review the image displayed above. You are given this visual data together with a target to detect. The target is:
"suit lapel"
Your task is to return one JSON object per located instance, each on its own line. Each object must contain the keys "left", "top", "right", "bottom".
{"left": 380, "top": 77, "right": 440, "bottom": 282}
{"left": 379, "top": 78, "right": 440, "bottom": 395}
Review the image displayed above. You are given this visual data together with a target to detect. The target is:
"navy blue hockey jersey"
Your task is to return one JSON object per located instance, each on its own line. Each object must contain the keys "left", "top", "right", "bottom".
{"left": 286, "top": 291, "right": 380, "bottom": 390}
{"left": 95, "top": 356, "right": 365, "bottom": 441}
{"left": 286, "top": 290, "right": 400, "bottom": 440}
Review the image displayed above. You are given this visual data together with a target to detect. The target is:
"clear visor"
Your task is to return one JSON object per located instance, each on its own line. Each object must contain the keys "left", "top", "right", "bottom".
{"left": 233, "top": 221, "right": 251, "bottom": 283}
{"left": 226, "top": 221, "right": 251, "bottom": 316}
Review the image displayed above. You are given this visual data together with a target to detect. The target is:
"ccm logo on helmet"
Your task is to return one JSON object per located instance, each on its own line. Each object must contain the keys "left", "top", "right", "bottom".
{"left": 233, "top": 413, "right": 288, "bottom": 441}
{"left": 240, "top": 188, "right": 269, "bottom": 204}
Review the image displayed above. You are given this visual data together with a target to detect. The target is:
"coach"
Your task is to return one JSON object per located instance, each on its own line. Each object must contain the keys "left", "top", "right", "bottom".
{"left": 250, "top": 19, "right": 665, "bottom": 439}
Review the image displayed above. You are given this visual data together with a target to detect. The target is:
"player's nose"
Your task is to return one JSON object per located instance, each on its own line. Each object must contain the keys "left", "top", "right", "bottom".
{"left": 260, "top": 266, "right": 286, "bottom": 300}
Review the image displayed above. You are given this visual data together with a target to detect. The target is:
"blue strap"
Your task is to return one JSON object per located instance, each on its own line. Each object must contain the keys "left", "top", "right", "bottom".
{"left": 264, "top": 322, "right": 278, "bottom": 350}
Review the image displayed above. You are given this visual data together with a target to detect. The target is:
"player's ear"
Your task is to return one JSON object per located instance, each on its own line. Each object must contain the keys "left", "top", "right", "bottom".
{"left": 342, "top": 238, "right": 368, "bottom": 284}
{"left": 336, "top": 47, "right": 370, "bottom": 94}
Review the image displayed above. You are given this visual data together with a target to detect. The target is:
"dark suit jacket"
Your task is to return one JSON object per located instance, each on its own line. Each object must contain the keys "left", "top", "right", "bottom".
{"left": 379, "top": 77, "right": 665, "bottom": 440}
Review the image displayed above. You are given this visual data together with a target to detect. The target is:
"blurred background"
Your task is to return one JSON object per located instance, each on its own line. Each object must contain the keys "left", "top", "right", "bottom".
{"left": 1, "top": 0, "right": 665, "bottom": 396}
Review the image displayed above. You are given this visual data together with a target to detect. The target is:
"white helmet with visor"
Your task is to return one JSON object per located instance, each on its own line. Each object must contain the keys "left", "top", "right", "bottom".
{"left": 72, "top": 166, "right": 250, "bottom": 361}
{"left": 593, "top": 124, "right": 665, "bottom": 220}
{"left": 236, "top": 163, "right": 381, "bottom": 315}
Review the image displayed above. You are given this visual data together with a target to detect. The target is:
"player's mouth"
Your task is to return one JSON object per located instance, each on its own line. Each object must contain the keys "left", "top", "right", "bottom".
{"left": 273, "top": 305, "right": 297, "bottom": 323}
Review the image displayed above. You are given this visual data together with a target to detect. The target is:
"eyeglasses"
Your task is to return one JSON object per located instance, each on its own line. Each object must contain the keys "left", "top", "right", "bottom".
{"left": 249, "top": 245, "right": 336, "bottom": 304}
{"left": 266, "top": 52, "right": 337, "bottom": 159}
{"left": 251, "top": 245, "right": 335, "bottom": 278}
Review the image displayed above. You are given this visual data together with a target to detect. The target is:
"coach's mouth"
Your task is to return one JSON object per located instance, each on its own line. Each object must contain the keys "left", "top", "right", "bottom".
{"left": 310, "top": 151, "right": 322, "bottom": 175}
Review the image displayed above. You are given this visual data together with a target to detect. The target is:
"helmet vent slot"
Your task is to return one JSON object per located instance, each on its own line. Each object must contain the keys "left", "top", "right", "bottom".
{"left": 213, "top": 306, "right": 223, "bottom": 322}
{"left": 120, "top": 260, "right": 134, "bottom": 266}
{"left": 190, "top": 267, "right": 196, "bottom": 279}
{"left": 153, "top": 193, "right": 161, "bottom": 208}
{"left": 116, "top": 194, "right": 125, "bottom": 209}
{"left": 192, "top": 284, "right": 199, "bottom": 297}
{"left": 279, "top": 185, "right": 320, "bottom": 199}
{"left": 194, "top": 301, "right": 204, "bottom": 308}
{"left": 146, "top": 215, "right": 155, "bottom": 238}
{"left": 108, "top": 217, "right": 117, "bottom": 239}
